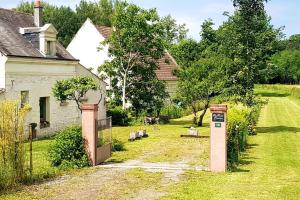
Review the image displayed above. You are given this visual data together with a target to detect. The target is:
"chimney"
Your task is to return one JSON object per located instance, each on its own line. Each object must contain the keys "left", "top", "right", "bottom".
{"left": 34, "top": 0, "right": 43, "bottom": 27}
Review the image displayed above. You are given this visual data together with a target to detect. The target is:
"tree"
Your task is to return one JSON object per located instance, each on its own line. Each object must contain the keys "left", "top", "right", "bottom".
{"left": 271, "top": 50, "right": 300, "bottom": 84}
{"left": 218, "top": 0, "right": 282, "bottom": 105}
{"left": 176, "top": 53, "right": 229, "bottom": 126}
{"left": 76, "top": 0, "right": 116, "bottom": 27}
{"left": 170, "top": 39, "right": 202, "bottom": 68}
{"left": 52, "top": 77, "right": 101, "bottom": 113}
{"left": 127, "top": 74, "right": 168, "bottom": 117}
{"left": 101, "top": 3, "right": 166, "bottom": 110}
{"left": 160, "top": 15, "right": 188, "bottom": 49}
{"left": 175, "top": 20, "right": 228, "bottom": 126}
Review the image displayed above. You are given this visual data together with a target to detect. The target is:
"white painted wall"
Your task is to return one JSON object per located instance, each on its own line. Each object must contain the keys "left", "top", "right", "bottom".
{"left": 2, "top": 57, "right": 106, "bottom": 138}
{"left": 67, "top": 18, "right": 110, "bottom": 75}
{"left": 0, "top": 53, "right": 7, "bottom": 89}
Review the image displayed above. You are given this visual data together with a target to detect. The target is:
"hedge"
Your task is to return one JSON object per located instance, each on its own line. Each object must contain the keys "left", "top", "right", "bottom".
{"left": 227, "top": 103, "right": 263, "bottom": 170}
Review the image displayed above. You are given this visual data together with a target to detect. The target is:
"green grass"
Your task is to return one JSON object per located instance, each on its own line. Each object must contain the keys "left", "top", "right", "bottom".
{"left": 162, "top": 87, "right": 300, "bottom": 200}
{"left": 107, "top": 113, "right": 210, "bottom": 166}
{"left": 3, "top": 85, "right": 300, "bottom": 199}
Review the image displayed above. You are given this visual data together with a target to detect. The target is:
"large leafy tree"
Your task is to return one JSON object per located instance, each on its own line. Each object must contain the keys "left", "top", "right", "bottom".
{"left": 218, "top": 0, "right": 282, "bottom": 105}
{"left": 175, "top": 20, "right": 229, "bottom": 126}
{"left": 101, "top": 3, "right": 166, "bottom": 110}
{"left": 76, "top": 0, "right": 116, "bottom": 27}
{"left": 160, "top": 15, "right": 188, "bottom": 49}
{"left": 270, "top": 50, "right": 300, "bottom": 84}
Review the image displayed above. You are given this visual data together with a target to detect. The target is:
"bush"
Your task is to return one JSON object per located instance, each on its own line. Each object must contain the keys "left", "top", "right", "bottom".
{"left": 107, "top": 107, "right": 131, "bottom": 126}
{"left": 160, "top": 104, "right": 184, "bottom": 119}
{"left": 48, "top": 126, "right": 90, "bottom": 169}
{"left": 0, "top": 101, "right": 29, "bottom": 190}
{"left": 112, "top": 139, "right": 125, "bottom": 152}
{"left": 227, "top": 103, "right": 263, "bottom": 170}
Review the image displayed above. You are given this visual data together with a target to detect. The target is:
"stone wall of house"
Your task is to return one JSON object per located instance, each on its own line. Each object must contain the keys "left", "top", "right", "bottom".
{"left": 3, "top": 57, "right": 106, "bottom": 138}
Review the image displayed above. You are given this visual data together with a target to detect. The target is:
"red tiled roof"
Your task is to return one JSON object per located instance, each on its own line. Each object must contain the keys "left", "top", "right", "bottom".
{"left": 95, "top": 25, "right": 178, "bottom": 81}
{"left": 96, "top": 26, "right": 113, "bottom": 39}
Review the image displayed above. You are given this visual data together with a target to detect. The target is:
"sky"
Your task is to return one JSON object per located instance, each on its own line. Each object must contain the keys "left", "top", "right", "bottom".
{"left": 1, "top": 0, "right": 299, "bottom": 40}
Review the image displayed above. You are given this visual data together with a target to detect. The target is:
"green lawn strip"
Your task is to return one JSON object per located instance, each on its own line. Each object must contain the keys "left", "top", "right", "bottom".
{"left": 108, "top": 113, "right": 210, "bottom": 165}
{"left": 161, "top": 94, "right": 300, "bottom": 199}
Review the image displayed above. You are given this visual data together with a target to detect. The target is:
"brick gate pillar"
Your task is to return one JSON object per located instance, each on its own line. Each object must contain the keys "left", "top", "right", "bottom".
{"left": 210, "top": 105, "right": 227, "bottom": 172}
{"left": 81, "top": 104, "right": 98, "bottom": 166}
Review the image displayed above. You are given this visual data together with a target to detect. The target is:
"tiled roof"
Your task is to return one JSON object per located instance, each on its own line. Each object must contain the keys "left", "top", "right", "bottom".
{"left": 96, "top": 26, "right": 113, "bottom": 39}
{"left": 95, "top": 25, "right": 178, "bottom": 81}
{"left": 0, "top": 8, "right": 76, "bottom": 60}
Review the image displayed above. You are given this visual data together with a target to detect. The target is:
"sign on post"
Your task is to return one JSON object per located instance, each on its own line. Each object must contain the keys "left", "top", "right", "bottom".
{"left": 210, "top": 105, "right": 227, "bottom": 172}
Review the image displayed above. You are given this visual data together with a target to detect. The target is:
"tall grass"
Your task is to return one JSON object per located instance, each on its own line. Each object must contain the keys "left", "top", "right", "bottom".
{"left": 0, "top": 101, "right": 29, "bottom": 190}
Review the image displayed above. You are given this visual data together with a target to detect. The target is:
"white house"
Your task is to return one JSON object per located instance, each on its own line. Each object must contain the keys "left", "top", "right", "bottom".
{"left": 67, "top": 18, "right": 178, "bottom": 97}
{"left": 0, "top": 2, "right": 106, "bottom": 138}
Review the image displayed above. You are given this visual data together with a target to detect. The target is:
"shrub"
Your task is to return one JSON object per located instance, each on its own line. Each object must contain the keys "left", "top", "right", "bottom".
{"left": 112, "top": 139, "right": 125, "bottom": 152}
{"left": 227, "top": 102, "right": 263, "bottom": 170}
{"left": 107, "top": 107, "right": 131, "bottom": 126}
{"left": 0, "top": 101, "right": 29, "bottom": 190}
{"left": 48, "top": 126, "right": 90, "bottom": 169}
{"left": 160, "top": 104, "right": 184, "bottom": 119}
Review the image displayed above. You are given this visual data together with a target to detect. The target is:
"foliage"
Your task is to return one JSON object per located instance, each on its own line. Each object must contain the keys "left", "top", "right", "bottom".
{"left": 128, "top": 78, "right": 168, "bottom": 117}
{"left": 48, "top": 126, "right": 90, "bottom": 169}
{"left": 283, "top": 34, "right": 300, "bottom": 51}
{"left": 160, "top": 15, "right": 188, "bottom": 49}
{"left": 217, "top": 0, "right": 282, "bottom": 105}
{"left": 227, "top": 102, "right": 263, "bottom": 169}
{"left": 270, "top": 50, "right": 300, "bottom": 84}
{"left": 100, "top": 2, "right": 167, "bottom": 110}
{"left": 52, "top": 76, "right": 100, "bottom": 112}
{"left": 160, "top": 104, "right": 184, "bottom": 119}
{"left": 170, "top": 38, "right": 202, "bottom": 68}
{"left": 107, "top": 106, "right": 131, "bottom": 126}
{"left": 76, "top": 0, "right": 115, "bottom": 27}
{"left": 0, "top": 101, "right": 29, "bottom": 190}
{"left": 112, "top": 139, "right": 125, "bottom": 152}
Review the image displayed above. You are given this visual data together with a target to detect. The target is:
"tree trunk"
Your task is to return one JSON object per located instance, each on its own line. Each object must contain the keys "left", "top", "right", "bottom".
{"left": 122, "top": 73, "right": 127, "bottom": 110}
{"left": 198, "top": 102, "right": 209, "bottom": 127}
{"left": 192, "top": 105, "right": 197, "bottom": 125}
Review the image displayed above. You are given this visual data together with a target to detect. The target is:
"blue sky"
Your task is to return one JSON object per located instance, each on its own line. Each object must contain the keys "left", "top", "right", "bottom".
{"left": 1, "top": 0, "right": 299, "bottom": 40}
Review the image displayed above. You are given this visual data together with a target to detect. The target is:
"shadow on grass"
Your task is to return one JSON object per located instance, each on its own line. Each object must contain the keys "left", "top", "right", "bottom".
{"left": 257, "top": 126, "right": 300, "bottom": 133}
{"left": 255, "top": 92, "right": 289, "bottom": 97}
{"left": 231, "top": 144, "right": 258, "bottom": 173}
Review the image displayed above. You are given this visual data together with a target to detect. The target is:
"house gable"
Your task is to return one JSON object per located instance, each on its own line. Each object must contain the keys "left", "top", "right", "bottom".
{"left": 67, "top": 18, "right": 110, "bottom": 75}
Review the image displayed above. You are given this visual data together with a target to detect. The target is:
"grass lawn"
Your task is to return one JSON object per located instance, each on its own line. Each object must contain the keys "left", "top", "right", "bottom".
{"left": 161, "top": 86, "right": 300, "bottom": 200}
{"left": 2, "top": 85, "right": 300, "bottom": 199}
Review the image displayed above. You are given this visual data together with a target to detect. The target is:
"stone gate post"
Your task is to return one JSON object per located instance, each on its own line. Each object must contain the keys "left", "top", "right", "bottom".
{"left": 81, "top": 104, "right": 98, "bottom": 166}
{"left": 210, "top": 104, "right": 227, "bottom": 172}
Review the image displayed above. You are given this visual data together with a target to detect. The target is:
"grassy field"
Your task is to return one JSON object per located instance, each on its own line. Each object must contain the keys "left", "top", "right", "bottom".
{"left": 162, "top": 85, "right": 300, "bottom": 200}
{"left": 2, "top": 85, "right": 300, "bottom": 199}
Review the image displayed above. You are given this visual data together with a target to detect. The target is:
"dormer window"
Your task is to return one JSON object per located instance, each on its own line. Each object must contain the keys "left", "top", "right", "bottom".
{"left": 19, "top": 24, "right": 58, "bottom": 58}
{"left": 47, "top": 41, "right": 51, "bottom": 55}
{"left": 39, "top": 24, "right": 58, "bottom": 57}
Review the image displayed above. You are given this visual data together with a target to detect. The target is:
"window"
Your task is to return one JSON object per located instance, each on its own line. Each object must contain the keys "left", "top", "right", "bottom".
{"left": 40, "top": 97, "right": 50, "bottom": 129}
{"left": 47, "top": 41, "right": 51, "bottom": 56}
{"left": 21, "top": 91, "right": 29, "bottom": 108}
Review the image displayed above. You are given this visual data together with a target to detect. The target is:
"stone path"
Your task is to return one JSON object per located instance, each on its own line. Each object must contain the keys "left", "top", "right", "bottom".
{"left": 98, "top": 160, "right": 209, "bottom": 172}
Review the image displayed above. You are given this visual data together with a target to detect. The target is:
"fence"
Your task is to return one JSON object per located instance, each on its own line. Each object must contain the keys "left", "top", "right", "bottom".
{"left": 96, "top": 117, "right": 112, "bottom": 147}
{"left": 95, "top": 117, "right": 112, "bottom": 164}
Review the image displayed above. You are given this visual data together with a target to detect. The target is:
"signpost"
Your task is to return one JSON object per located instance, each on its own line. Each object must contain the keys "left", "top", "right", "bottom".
{"left": 210, "top": 105, "right": 227, "bottom": 172}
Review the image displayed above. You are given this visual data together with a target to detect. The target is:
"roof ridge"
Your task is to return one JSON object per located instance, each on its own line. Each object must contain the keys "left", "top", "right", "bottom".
{"left": 0, "top": 8, "right": 33, "bottom": 17}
